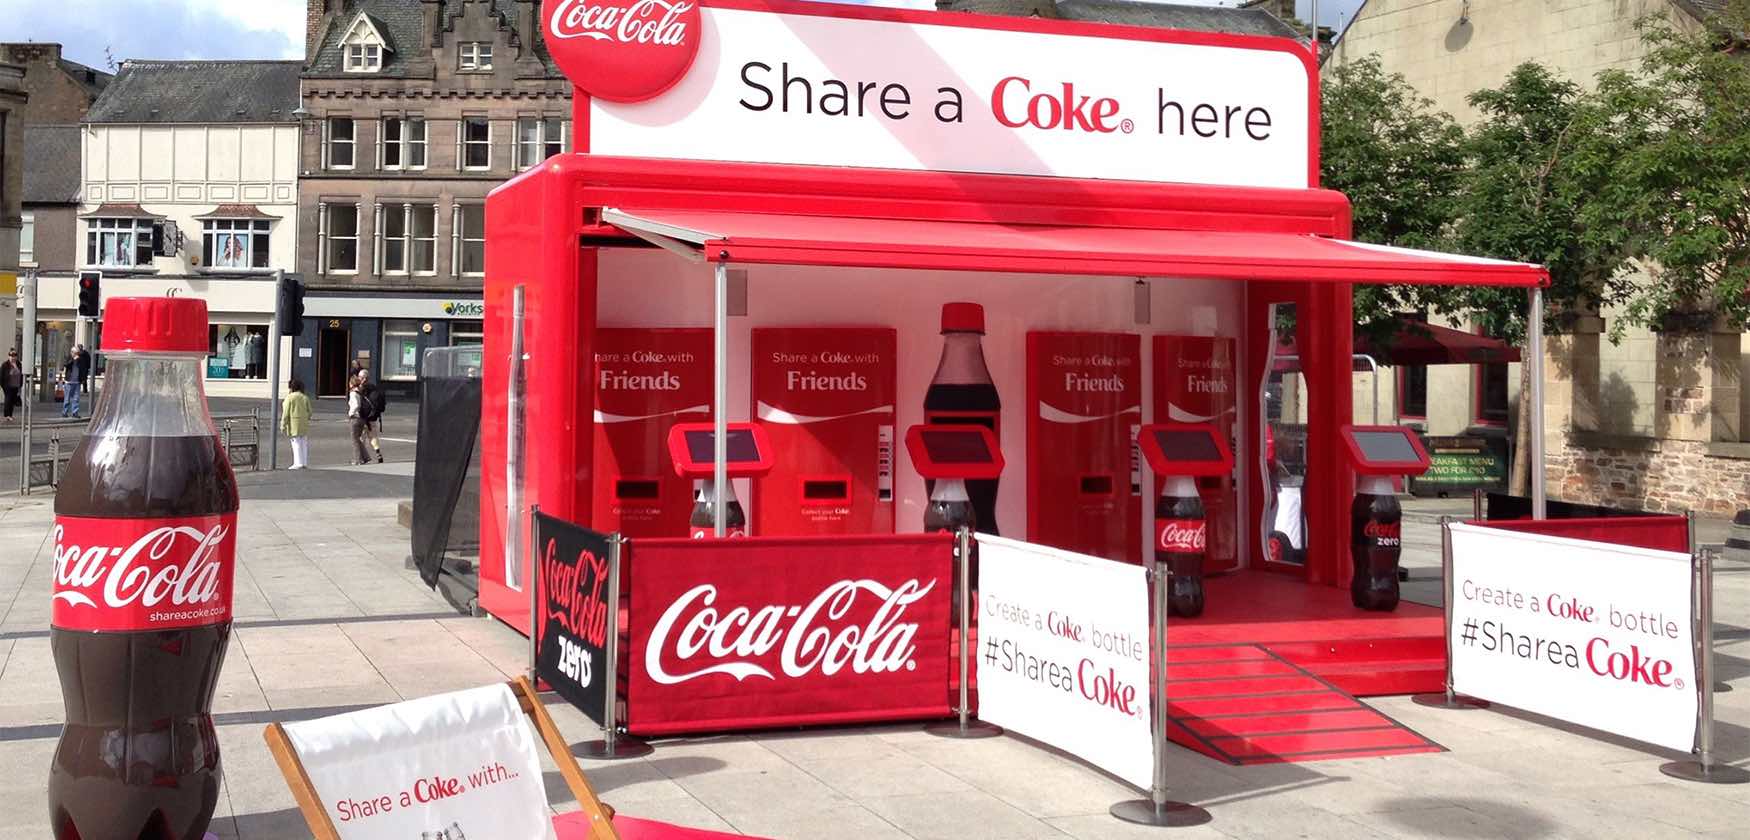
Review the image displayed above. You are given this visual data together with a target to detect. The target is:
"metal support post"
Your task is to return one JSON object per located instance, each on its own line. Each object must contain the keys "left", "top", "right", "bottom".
{"left": 1111, "top": 560, "right": 1212, "bottom": 827}
{"left": 578, "top": 534, "right": 653, "bottom": 759}
{"left": 1414, "top": 518, "right": 1488, "bottom": 710}
{"left": 268, "top": 269, "right": 283, "bottom": 470}
{"left": 1529, "top": 287, "right": 1547, "bottom": 519}
{"left": 1662, "top": 549, "right": 1749, "bottom": 783}
{"left": 713, "top": 261, "right": 728, "bottom": 538}
{"left": 1473, "top": 488, "right": 1484, "bottom": 522}
{"left": 528, "top": 506, "right": 541, "bottom": 682}
{"left": 927, "top": 527, "right": 1002, "bottom": 739}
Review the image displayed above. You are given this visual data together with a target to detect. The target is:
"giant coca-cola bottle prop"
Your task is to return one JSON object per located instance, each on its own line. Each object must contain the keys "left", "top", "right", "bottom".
{"left": 688, "top": 479, "right": 746, "bottom": 538}
{"left": 1350, "top": 476, "right": 1402, "bottom": 611}
{"left": 1155, "top": 476, "right": 1206, "bottom": 617}
{"left": 49, "top": 297, "right": 239, "bottom": 840}
{"left": 924, "top": 303, "right": 1001, "bottom": 536}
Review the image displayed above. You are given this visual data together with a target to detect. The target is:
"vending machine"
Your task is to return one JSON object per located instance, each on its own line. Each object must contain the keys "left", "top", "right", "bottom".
{"left": 1026, "top": 332, "right": 1143, "bottom": 563}
{"left": 751, "top": 327, "right": 896, "bottom": 536}
{"left": 1153, "top": 335, "right": 1240, "bottom": 573}
{"left": 591, "top": 328, "right": 713, "bottom": 537}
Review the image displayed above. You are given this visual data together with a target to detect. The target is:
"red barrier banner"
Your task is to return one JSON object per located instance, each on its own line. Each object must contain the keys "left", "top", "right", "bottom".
{"left": 1472, "top": 516, "right": 1689, "bottom": 554}
{"left": 626, "top": 533, "right": 953, "bottom": 735}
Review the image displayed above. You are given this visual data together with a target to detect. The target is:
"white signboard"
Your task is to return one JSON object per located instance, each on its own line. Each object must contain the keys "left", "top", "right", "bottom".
{"left": 591, "top": 7, "right": 1313, "bottom": 189}
{"left": 975, "top": 534, "right": 1152, "bottom": 789}
{"left": 282, "top": 684, "right": 557, "bottom": 840}
{"left": 1448, "top": 523, "right": 1698, "bottom": 752}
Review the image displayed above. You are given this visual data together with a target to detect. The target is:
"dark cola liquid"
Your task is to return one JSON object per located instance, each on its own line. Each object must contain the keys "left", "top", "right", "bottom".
{"left": 51, "top": 434, "right": 237, "bottom": 840}
{"left": 1350, "top": 491, "right": 1402, "bottom": 612}
{"left": 924, "top": 383, "right": 1001, "bottom": 536}
{"left": 1156, "top": 493, "right": 1206, "bottom": 618}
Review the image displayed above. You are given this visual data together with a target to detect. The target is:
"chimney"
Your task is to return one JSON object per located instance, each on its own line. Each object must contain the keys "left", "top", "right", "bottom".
{"left": 305, "top": 0, "right": 330, "bottom": 65}
{"left": 424, "top": 0, "right": 445, "bottom": 48}
{"left": 515, "top": 0, "right": 537, "bottom": 52}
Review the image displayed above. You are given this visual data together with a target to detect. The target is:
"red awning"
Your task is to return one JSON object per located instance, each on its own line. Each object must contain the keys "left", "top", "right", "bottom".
{"left": 603, "top": 208, "right": 1549, "bottom": 288}
{"left": 1275, "top": 318, "right": 1523, "bottom": 368}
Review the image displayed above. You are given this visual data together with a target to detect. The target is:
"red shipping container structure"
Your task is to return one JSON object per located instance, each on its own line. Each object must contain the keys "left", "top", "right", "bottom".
{"left": 480, "top": 0, "right": 1549, "bottom": 753}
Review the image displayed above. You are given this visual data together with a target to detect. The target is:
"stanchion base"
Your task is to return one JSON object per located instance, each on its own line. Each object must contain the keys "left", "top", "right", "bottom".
{"left": 1109, "top": 799, "right": 1212, "bottom": 827}
{"left": 1661, "top": 760, "right": 1750, "bottom": 784}
{"left": 1716, "top": 682, "right": 1733, "bottom": 693}
{"left": 924, "top": 720, "right": 1004, "bottom": 739}
{"left": 1410, "top": 693, "right": 1490, "bottom": 710}
{"left": 575, "top": 737, "right": 655, "bottom": 760}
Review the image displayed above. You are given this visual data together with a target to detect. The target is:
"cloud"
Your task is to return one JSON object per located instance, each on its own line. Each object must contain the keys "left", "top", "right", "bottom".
{"left": 0, "top": 0, "right": 305, "bottom": 69}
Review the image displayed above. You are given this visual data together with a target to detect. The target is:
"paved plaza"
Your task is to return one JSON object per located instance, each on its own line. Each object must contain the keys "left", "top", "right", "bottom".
{"left": 1, "top": 469, "right": 1749, "bottom": 838}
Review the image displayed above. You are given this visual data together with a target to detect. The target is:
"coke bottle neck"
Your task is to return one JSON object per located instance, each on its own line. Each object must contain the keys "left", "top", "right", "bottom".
{"left": 1159, "top": 475, "right": 1197, "bottom": 498}
{"left": 86, "top": 352, "right": 218, "bottom": 439}
{"left": 930, "top": 332, "right": 993, "bottom": 385}
{"left": 1357, "top": 475, "right": 1395, "bottom": 496}
{"left": 929, "top": 477, "right": 970, "bottom": 502}
{"left": 696, "top": 477, "right": 738, "bottom": 505}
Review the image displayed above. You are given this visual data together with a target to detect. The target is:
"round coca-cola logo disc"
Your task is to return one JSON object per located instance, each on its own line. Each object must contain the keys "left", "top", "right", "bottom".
{"left": 545, "top": 0, "right": 703, "bottom": 103}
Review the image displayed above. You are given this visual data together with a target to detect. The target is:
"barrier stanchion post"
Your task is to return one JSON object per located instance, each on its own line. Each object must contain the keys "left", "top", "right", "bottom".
{"left": 578, "top": 534, "right": 653, "bottom": 759}
{"left": 1414, "top": 518, "right": 1488, "bottom": 710}
{"left": 1473, "top": 488, "right": 1484, "bottom": 522}
{"left": 1662, "top": 548, "right": 1748, "bottom": 784}
{"left": 528, "top": 505, "right": 541, "bottom": 683}
{"left": 927, "top": 527, "right": 1002, "bottom": 739}
{"left": 1111, "top": 559, "right": 1211, "bottom": 827}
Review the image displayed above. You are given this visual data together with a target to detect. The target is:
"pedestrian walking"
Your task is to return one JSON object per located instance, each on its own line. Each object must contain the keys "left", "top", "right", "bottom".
{"left": 348, "top": 371, "right": 384, "bottom": 465}
{"left": 282, "top": 378, "right": 313, "bottom": 470}
{"left": 61, "top": 345, "right": 90, "bottom": 419}
{"left": 1, "top": 348, "right": 23, "bottom": 424}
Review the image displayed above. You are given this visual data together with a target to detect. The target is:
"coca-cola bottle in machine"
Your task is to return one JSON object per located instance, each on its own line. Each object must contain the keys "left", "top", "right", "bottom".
{"left": 924, "top": 303, "right": 1001, "bottom": 536}
{"left": 49, "top": 298, "right": 239, "bottom": 840}
{"left": 1155, "top": 476, "right": 1207, "bottom": 617}
{"left": 689, "top": 479, "right": 746, "bottom": 538}
{"left": 1350, "top": 476, "right": 1402, "bottom": 611}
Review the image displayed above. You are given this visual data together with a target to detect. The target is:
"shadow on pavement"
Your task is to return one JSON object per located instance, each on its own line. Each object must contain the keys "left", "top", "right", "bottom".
{"left": 546, "top": 757, "right": 730, "bottom": 801}
{"left": 1377, "top": 797, "right": 1555, "bottom": 838}
{"left": 236, "top": 467, "right": 413, "bottom": 501}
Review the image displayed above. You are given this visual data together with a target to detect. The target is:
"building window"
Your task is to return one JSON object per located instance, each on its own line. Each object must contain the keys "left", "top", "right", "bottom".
{"left": 459, "top": 42, "right": 493, "bottom": 71}
{"left": 378, "top": 204, "right": 437, "bottom": 275}
{"left": 1477, "top": 363, "right": 1510, "bottom": 426}
{"left": 326, "top": 204, "right": 359, "bottom": 274}
{"left": 461, "top": 117, "right": 491, "bottom": 170}
{"left": 201, "top": 219, "right": 271, "bottom": 270}
{"left": 458, "top": 204, "right": 486, "bottom": 275}
{"left": 1398, "top": 364, "right": 1428, "bottom": 420}
{"left": 452, "top": 320, "right": 483, "bottom": 346}
{"left": 326, "top": 118, "right": 356, "bottom": 169}
{"left": 382, "top": 319, "right": 421, "bottom": 381}
{"left": 86, "top": 218, "right": 155, "bottom": 268}
{"left": 516, "top": 118, "right": 569, "bottom": 170}
{"left": 382, "top": 117, "right": 427, "bottom": 170}
{"left": 19, "top": 213, "right": 33, "bottom": 266}
{"left": 345, "top": 43, "right": 382, "bottom": 72}
{"left": 210, "top": 324, "right": 269, "bottom": 380}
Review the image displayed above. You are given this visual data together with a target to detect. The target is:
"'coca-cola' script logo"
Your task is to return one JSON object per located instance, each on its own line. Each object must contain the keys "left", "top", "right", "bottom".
{"left": 1362, "top": 520, "right": 1402, "bottom": 546}
{"left": 1156, "top": 518, "right": 1207, "bottom": 553}
{"left": 52, "top": 515, "right": 237, "bottom": 631}
{"left": 545, "top": 0, "right": 702, "bottom": 103}
{"left": 644, "top": 578, "right": 935, "bottom": 685}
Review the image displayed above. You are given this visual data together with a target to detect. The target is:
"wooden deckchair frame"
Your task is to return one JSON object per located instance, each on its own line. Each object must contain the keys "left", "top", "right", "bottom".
{"left": 264, "top": 677, "right": 620, "bottom": 840}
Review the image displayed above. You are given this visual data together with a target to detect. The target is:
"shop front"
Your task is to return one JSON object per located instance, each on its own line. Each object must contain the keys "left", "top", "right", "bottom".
{"left": 295, "top": 293, "right": 484, "bottom": 401}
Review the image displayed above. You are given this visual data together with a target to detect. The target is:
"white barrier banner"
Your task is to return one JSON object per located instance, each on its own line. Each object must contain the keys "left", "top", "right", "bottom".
{"left": 1448, "top": 522, "right": 1698, "bottom": 752}
{"left": 283, "top": 684, "right": 556, "bottom": 840}
{"left": 975, "top": 535, "right": 1152, "bottom": 789}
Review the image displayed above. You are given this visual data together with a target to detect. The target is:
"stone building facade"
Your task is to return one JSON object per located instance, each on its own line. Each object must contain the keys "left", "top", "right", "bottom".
{"left": 296, "top": 0, "right": 569, "bottom": 399}
{"left": 0, "top": 62, "right": 24, "bottom": 358}
{"left": 0, "top": 43, "right": 109, "bottom": 126}
{"left": 1330, "top": 0, "right": 1732, "bottom": 512}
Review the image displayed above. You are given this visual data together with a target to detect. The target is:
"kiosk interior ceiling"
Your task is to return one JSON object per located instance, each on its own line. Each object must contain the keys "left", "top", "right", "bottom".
{"left": 921, "top": 429, "right": 994, "bottom": 464}
{"left": 685, "top": 428, "right": 763, "bottom": 463}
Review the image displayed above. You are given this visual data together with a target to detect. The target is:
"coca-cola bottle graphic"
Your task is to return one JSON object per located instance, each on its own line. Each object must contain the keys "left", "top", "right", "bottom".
{"left": 924, "top": 303, "right": 1001, "bottom": 536}
{"left": 49, "top": 297, "right": 239, "bottom": 840}
{"left": 689, "top": 479, "right": 746, "bottom": 538}
{"left": 1350, "top": 476, "right": 1402, "bottom": 611}
{"left": 922, "top": 478, "right": 975, "bottom": 534}
{"left": 1155, "top": 476, "right": 1207, "bottom": 617}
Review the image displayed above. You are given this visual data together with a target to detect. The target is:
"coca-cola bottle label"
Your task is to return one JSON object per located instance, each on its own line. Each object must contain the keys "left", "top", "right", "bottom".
{"left": 1155, "top": 518, "right": 1207, "bottom": 553}
{"left": 1362, "top": 520, "right": 1402, "bottom": 548}
{"left": 689, "top": 525, "right": 747, "bottom": 539}
{"left": 51, "top": 514, "right": 237, "bottom": 631}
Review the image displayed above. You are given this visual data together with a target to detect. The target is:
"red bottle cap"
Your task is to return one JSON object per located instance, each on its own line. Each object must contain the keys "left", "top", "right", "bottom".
{"left": 101, "top": 297, "right": 209, "bottom": 354}
{"left": 941, "top": 302, "right": 985, "bottom": 334}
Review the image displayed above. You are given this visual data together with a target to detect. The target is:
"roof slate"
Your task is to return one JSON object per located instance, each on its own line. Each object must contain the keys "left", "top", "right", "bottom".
{"left": 22, "top": 124, "right": 81, "bottom": 205}
{"left": 307, "top": 0, "right": 561, "bottom": 77}
{"left": 1053, "top": 0, "right": 1302, "bottom": 38}
{"left": 85, "top": 60, "right": 301, "bottom": 124}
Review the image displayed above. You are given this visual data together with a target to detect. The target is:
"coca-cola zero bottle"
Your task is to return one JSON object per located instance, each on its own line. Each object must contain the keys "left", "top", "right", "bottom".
{"left": 1350, "top": 476, "right": 1402, "bottom": 611}
{"left": 924, "top": 303, "right": 1001, "bottom": 536}
{"left": 49, "top": 297, "right": 239, "bottom": 840}
{"left": 689, "top": 478, "right": 746, "bottom": 538}
{"left": 1155, "top": 476, "right": 1206, "bottom": 617}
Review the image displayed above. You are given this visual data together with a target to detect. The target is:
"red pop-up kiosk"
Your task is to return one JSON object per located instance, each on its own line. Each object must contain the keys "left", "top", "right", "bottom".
{"left": 482, "top": 0, "right": 1550, "bottom": 715}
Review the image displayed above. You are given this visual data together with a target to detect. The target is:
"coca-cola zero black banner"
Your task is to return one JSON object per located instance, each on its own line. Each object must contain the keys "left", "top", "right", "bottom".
{"left": 534, "top": 511, "right": 614, "bottom": 727}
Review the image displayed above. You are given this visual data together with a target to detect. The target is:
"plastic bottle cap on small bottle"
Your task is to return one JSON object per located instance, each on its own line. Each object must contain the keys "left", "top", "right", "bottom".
{"left": 101, "top": 297, "right": 209, "bottom": 354}
{"left": 941, "top": 302, "right": 985, "bottom": 334}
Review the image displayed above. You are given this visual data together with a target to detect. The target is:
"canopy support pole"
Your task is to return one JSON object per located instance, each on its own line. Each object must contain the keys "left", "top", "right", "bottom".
{"left": 1529, "top": 287, "right": 1546, "bottom": 520}
{"left": 714, "top": 260, "right": 728, "bottom": 538}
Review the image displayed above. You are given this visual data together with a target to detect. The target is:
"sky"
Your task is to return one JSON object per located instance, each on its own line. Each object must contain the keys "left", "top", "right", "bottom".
{"left": 0, "top": 0, "right": 1363, "bottom": 70}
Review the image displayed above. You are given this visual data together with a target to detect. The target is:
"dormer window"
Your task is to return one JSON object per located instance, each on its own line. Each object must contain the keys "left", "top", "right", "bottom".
{"left": 459, "top": 43, "right": 493, "bottom": 72}
{"left": 340, "top": 13, "right": 392, "bottom": 74}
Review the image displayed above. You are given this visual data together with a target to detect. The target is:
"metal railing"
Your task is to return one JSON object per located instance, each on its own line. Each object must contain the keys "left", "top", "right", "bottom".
{"left": 215, "top": 410, "right": 263, "bottom": 472}
{"left": 16, "top": 396, "right": 262, "bottom": 495}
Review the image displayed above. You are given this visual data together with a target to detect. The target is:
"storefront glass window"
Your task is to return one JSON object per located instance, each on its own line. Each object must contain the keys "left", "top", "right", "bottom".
{"left": 209, "top": 324, "right": 270, "bottom": 380}
{"left": 452, "top": 320, "right": 483, "bottom": 346}
{"left": 382, "top": 319, "right": 421, "bottom": 381}
{"left": 460, "top": 205, "right": 486, "bottom": 275}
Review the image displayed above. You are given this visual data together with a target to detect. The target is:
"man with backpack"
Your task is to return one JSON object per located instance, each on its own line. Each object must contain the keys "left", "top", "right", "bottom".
{"left": 348, "top": 369, "right": 387, "bottom": 464}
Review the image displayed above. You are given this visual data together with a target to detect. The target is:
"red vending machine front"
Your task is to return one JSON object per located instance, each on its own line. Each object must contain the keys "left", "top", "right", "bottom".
{"left": 591, "top": 328, "right": 713, "bottom": 537}
{"left": 751, "top": 327, "right": 897, "bottom": 536}
{"left": 1026, "top": 332, "right": 1143, "bottom": 563}
{"left": 1154, "top": 335, "right": 1240, "bottom": 573}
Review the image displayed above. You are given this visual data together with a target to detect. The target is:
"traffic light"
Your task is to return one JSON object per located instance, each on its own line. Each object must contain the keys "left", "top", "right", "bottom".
{"left": 277, "top": 274, "right": 306, "bottom": 337}
{"left": 77, "top": 272, "right": 101, "bottom": 318}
